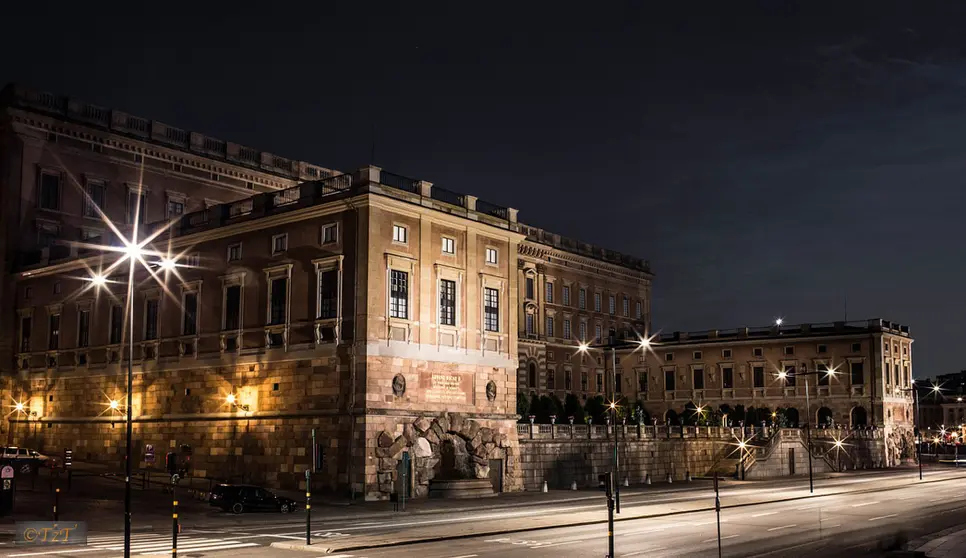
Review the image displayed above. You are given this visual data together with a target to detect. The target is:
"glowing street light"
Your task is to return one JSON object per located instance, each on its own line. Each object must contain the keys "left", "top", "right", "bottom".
{"left": 226, "top": 393, "right": 237, "bottom": 405}
{"left": 109, "top": 399, "right": 120, "bottom": 411}
{"left": 14, "top": 402, "right": 24, "bottom": 414}
{"left": 774, "top": 317, "right": 784, "bottom": 326}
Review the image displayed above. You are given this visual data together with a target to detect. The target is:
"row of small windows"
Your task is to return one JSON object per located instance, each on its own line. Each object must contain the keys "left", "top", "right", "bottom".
{"left": 388, "top": 269, "right": 501, "bottom": 332}
{"left": 528, "top": 362, "right": 870, "bottom": 393}
{"left": 391, "top": 224, "right": 500, "bottom": 264}
{"left": 527, "top": 279, "right": 644, "bottom": 320}
{"left": 38, "top": 170, "right": 191, "bottom": 223}
{"left": 662, "top": 343, "right": 864, "bottom": 363}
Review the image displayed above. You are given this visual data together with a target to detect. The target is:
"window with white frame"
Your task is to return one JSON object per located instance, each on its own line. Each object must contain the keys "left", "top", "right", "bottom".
{"left": 579, "top": 321, "right": 587, "bottom": 341}
{"left": 563, "top": 319, "right": 571, "bottom": 340}
{"left": 182, "top": 290, "right": 199, "bottom": 336}
{"left": 562, "top": 285, "right": 571, "bottom": 306}
{"left": 622, "top": 297, "right": 629, "bottom": 317}
{"left": 127, "top": 188, "right": 146, "bottom": 224}
{"left": 322, "top": 223, "right": 338, "bottom": 244}
{"left": 223, "top": 284, "right": 242, "bottom": 330}
{"left": 546, "top": 316, "right": 554, "bottom": 337}
{"left": 47, "top": 312, "right": 60, "bottom": 350}
{"left": 545, "top": 282, "right": 553, "bottom": 303}
{"left": 484, "top": 287, "right": 499, "bottom": 332}
{"left": 272, "top": 233, "right": 288, "bottom": 254}
{"left": 166, "top": 195, "right": 185, "bottom": 218}
{"left": 595, "top": 323, "right": 602, "bottom": 343}
{"left": 609, "top": 295, "right": 616, "bottom": 315}
{"left": 594, "top": 292, "right": 601, "bottom": 312}
{"left": 579, "top": 288, "right": 586, "bottom": 309}
{"left": 525, "top": 314, "right": 534, "bottom": 335}
{"left": 441, "top": 236, "right": 455, "bottom": 255}
{"left": 635, "top": 301, "right": 642, "bottom": 319}
{"left": 227, "top": 243, "right": 242, "bottom": 262}
{"left": 77, "top": 309, "right": 90, "bottom": 348}
{"left": 389, "top": 269, "right": 409, "bottom": 319}
{"left": 439, "top": 279, "right": 456, "bottom": 326}
{"left": 317, "top": 265, "right": 340, "bottom": 320}
{"left": 392, "top": 224, "right": 407, "bottom": 244}
{"left": 485, "top": 247, "right": 498, "bottom": 264}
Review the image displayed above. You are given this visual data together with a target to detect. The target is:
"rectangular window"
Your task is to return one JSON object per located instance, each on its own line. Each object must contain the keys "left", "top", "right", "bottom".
{"left": 389, "top": 270, "right": 409, "bottom": 319}
{"left": 318, "top": 269, "right": 339, "bottom": 320}
{"left": 622, "top": 298, "right": 629, "bottom": 317}
{"left": 851, "top": 342, "right": 861, "bottom": 352}
{"left": 594, "top": 324, "right": 602, "bottom": 343}
{"left": 48, "top": 314, "right": 60, "bottom": 350}
{"left": 562, "top": 286, "right": 570, "bottom": 306}
{"left": 783, "top": 365, "right": 796, "bottom": 386}
{"left": 665, "top": 352, "right": 674, "bottom": 362}
{"left": 441, "top": 236, "right": 455, "bottom": 254}
{"left": 639, "top": 371, "right": 648, "bottom": 392}
{"left": 20, "top": 317, "right": 31, "bottom": 352}
{"left": 665, "top": 369, "right": 676, "bottom": 391}
{"left": 850, "top": 361, "right": 864, "bottom": 385}
{"left": 269, "top": 277, "right": 288, "bottom": 325}
{"left": 693, "top": 367, "right": 705, "bottom": 390}
{"left": 579, "top": 321, "right": 587, "bottom": 341}
{"left": 439, "top": 279, "right": 456, "bottom": 326}
{"left": 635, "top": 301, "right": 642, "bottom": 319}
{"left": 545, "top": 282, "right": 553, "bottom": 303}
{"left": 546, "top": 316, "right": 554, "bottom": 337}
{"left": 753, "top": 366, "right": 765, "bottom": 388}
{"left": 581, "top": 372, "right": 588, "bottom": 391}
{"left": 84, "top": 180, "right": 106, "bottom": 217}
{"left": 596, "top": 373, "right": 604, "bottom": 392}
{"left": 817, "top": 344, "right": 828, "bottom": 354}
{"left": 547, "top": 370, "right": 555, "bottom": 390}
{"left": 167, "top": 198, "right": 185, "bottom": 218}
{"left": 110, "top": 304, "right": 123, "bottom": 344}
{"left": 784, "top": 346, "right": 794, "bottom": 356}
{"left": 563, "top": 319, "right": 571, "bottom": 340}
{"left": 616, "top": 373, "right": 623, "bottom": 393}
{"left": 272, "top": 234, "right": 288, "bottom": 254}
{"left": 579, "top": 289, "right": 586, "bottom": 309}
{"left": 693, "top": 351, "right": 702, "bottom": 360}
{"left": 608, "top": 295, "right": 616, "bottom": 315}
{"left": 227, "top": 243, "right": 242, "bottom": 262}
{"left": 819, "top": 365, "right": 830, "bottom": 386}
{"left": 594, "top": 293, "right": 601, "bottom": 312}
{"left": 183, "top": 292, "right": 198, "bottom": 335}
{"left": 145, "top": 299, "right": 159, "bottom": 340}
{"left": 525, "top": 277, "right": 535, "bottom": 300}
{"left": 753, "top": 347, "right": 763, "bottom": 358}
{"left": 39, "top": 171, "right": 61, "bottom": 210}
{"left": 722, "top": 349, "right": 732, "bottom": 359}
{"left": 393, "top": 224, "right": 408, "bottom": 243}
{"left": 884, "top": 362, "right": 891, "bottom": 384}
{"left": 565, "top": 370, "right": 572, "bottom": 390}
{"left": 77, "top": 310, "right": 90, "bottom": 348}
{"left": 484, "top": 287, "right": 499, "bottom": 332}
{"left": 127, "top": 190, "right": 146, "bottom": 224}
{"left": 722, "top": 366, "right": 734, "bottom": 389}
{"left": 525, "top": 314, "right": 534, "bottom": 335}
{"left": 485, "top": 247, "right": 498, "bottom": 264}
{"left": 322, "top": 224, "right": 338, "bottom": 244}
{"left": 224, "top": 285, "right": 241, "bottom": 330}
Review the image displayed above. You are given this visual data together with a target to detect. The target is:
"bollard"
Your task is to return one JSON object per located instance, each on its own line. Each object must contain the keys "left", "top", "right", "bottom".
{"left": 623, "top": 478, "right": 629, "bottom": 488}
{"left": 542, "top": 481, "right": 548, "bottom": 493}
{"left": 571, "top": 480, "right": 577, "bottom": 491}
{"left": 53, "top": 487, "right": 59, "bottom": 521}
{"left": 686, "top": 471, "right": 692, "bottom": 482}
{"left": 667, "top": 473, "right": 673, "bottom": 484}
{"left": 645, "top": 473, "right": 651, "bottom": 485}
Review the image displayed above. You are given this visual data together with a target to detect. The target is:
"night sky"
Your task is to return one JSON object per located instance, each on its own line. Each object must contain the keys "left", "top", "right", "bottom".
{"left": 3, "top": 1, "right": 964, "bottom": 378}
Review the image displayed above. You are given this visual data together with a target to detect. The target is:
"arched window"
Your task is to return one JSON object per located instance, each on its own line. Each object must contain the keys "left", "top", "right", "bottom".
{"left": 817, "top": 407, "right": 834, "bottom": 427}
{"left": 851, "top": 406, "right": 868, "bottom": 427}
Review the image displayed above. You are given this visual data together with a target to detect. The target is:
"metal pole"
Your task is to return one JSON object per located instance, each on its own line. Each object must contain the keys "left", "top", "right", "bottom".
{"left": 915, "top": 388, "right": 923, "bottom": 480}
{"left": 714, "top": 472, "right": 722, "bottom": 558}
{"left": 305, "top": 470, "right": 312, "bottom": 545}
{"left": 612, "top": 346, "right": 620, "bottom": 514}
{"left": 605, "top": 472, "right": 615, "bottom": 558}
{"left": 171, "top": 479, "right": 178, "bottom": 558}
{"left": 53, "top": 487, "right": 59, "bottom": 521}
{"left": 124, "top": 259, "right": 135, "bottom": 558}
{"left": 805, "top": 372, "right": 813, "bottom": 494}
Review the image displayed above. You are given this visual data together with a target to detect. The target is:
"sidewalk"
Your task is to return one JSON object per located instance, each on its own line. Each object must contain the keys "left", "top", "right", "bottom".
{"left": 909, "top": 526, "right": 966, "bottom": 557}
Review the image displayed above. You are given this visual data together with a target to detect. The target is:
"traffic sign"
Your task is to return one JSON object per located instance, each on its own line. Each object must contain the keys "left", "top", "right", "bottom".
{"left": 1, "top": 466, "right": 13, "bottom": 479}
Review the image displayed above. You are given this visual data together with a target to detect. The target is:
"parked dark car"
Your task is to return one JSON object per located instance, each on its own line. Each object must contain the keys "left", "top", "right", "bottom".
{"left": 209, "top": 484, "right": 298, "bottom": 514}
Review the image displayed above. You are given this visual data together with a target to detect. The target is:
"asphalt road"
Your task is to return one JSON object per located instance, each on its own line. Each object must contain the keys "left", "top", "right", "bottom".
{"left": 2, "top": 469, "right": 964, "bottom": 557}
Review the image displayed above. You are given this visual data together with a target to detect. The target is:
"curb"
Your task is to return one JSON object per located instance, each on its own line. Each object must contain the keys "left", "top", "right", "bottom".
{"left": 270, "top": 541, "right": 332, "bottom": 553}
{"left": 316, "top": 472, "right": 966, "bottom": 555}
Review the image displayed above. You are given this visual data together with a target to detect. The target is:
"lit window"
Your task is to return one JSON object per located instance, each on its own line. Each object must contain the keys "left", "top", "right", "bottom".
{"left": 322, "top": 224, "right": 338, "bottom": 244}
{"left": 485, "top": 247, "right": 498, "bottom": 264}
{"left": 272, "top": 234, "right": 288, "bottom": 254}
{"left": 441, "top": 237, "right": 455, "bottom": 254}
{"left": 268, "top": 277, "right": 288, "bottom": 325}
{"left": 393, "top": 224, "right": 407, "bottom": 243}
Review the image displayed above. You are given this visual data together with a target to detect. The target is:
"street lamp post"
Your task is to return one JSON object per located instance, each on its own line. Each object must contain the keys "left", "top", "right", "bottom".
{"left": 777, "top": 365, "right": 839, "bottom": 494}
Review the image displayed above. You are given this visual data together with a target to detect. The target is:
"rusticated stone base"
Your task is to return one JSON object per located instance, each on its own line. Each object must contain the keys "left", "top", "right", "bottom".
{"left": 428, "top": 478, "right": 497, "bottom": 498}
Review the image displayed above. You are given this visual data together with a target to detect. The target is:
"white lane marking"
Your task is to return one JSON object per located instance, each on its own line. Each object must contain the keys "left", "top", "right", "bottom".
{"left": 930, "top": 497, "right": 944, "bottom": 502}
{"left": 826, "top": 524, "right": 842, "bottom": 528}
{"left": 947, "top": 506, "right": 966, "bottom": 512}
{"left": 8, "top": 550, "right": 104, "bottom": 557}
{"left": 448, "top": 555, "right": 479, "bottom": 558}
{"left": 850, "top": 501, "right": 879, "bottom": 507}
{"left": 868, "top": 514, "right": 898, "bottom": 521}
{"left": 752, "top": 511, "right": 778, "bottom": 517}
{"left": 324, "top": 555, "right": 358, "bottom": 558}
{"left": 693, "top": 520, "right": 728, "bottom": 525}
{"left": 140, "top": 542, "right": 259, "bottom": 555}
{"left": 624, "top": 549, "right": 667, "bottom": 556}
{"left": 767, "top": 524, "right": 797, "bottom": 531}
{"left": 703, "top": 535, "right": 739, "bottom": 542}
{"left": 795, "top": 505, "right": 819, "bottom": 510}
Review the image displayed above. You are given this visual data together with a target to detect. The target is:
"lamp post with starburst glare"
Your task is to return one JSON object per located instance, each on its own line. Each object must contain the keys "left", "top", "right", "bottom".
{"left": 65, "top": 182, "right": 188, "bottom": 558}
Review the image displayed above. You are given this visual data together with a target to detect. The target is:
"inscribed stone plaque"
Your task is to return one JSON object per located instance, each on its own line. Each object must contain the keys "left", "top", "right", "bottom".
{"left": 419, "top": 370, "right": 474, "bottom": 405}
